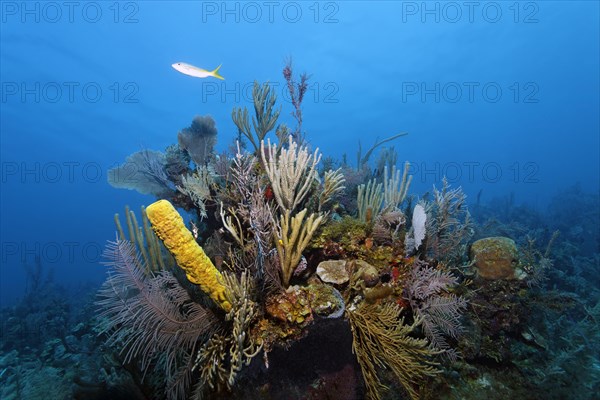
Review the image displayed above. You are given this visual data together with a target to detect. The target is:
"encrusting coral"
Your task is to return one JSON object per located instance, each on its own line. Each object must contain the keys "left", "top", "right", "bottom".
{"left": 146, "top": 199, "right": 231, "bottom": 312}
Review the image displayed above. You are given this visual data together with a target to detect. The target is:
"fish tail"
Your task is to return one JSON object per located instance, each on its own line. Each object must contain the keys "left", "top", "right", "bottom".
{"left": 211, "top": 64, "right": 224, "bottom": 80}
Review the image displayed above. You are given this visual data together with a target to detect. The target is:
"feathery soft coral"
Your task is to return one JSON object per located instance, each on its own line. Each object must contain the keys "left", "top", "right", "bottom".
{"left": 404, "top": 260, "right": 467, "bottom": 360}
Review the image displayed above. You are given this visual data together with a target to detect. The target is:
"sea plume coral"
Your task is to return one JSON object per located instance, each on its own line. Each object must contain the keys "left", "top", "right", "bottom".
{"left": 424, "top": 179, "right": 473, "bottom": 267}
{"left": 404, "top": 260, "right": 467, "bottom": 360}
{"left": 97, "top": 239, "right": 218, "bottom": 400}
{"left": 283, "top": 59, "right": 310, "bottom": 143}
{"left": 193, "top": 271, "right": 262, "bottom": 392}
{"left": 260, "top": 135, "right": 321, "bottom": 212}
{"left": 346, "top": 302, "right": 439, "bottom": 400}
{"left": 275, "top": 208, "right": 324, "bottom": 287}
{"left": 232, "top": 82, "right": 281, "bottom": 153}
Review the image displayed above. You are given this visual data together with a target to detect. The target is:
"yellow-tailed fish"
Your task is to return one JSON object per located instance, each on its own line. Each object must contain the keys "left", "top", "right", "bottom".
{"left": 171, "top": 62, "right": 224, "bottom": 80}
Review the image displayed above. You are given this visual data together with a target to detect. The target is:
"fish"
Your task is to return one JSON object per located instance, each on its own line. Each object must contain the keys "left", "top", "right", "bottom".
{"left": 171, "top": 62, "right": 224, "bottom": 80}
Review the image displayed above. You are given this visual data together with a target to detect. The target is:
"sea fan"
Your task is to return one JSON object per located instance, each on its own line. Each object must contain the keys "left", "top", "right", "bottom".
{"left": 97, "top": 239, "right": 218, "bottom": 400}
{"left": 178, "top": 115, "right": 218, "bottom": 167}
{"left": 107, "top": 149, "right": 173, "bottom": 197}
{"left": 405, "top": 260, "right": 467, "bottom": 360}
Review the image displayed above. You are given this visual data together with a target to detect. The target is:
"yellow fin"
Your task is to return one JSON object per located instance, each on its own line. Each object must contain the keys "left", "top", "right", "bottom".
{"left": 211, "top": 64, "right": 224, "bottom": 80}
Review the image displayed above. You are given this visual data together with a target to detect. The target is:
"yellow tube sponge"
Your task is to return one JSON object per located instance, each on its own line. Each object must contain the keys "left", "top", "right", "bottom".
{"left": 145, "top": 199, "right": 231, "bottom": 312}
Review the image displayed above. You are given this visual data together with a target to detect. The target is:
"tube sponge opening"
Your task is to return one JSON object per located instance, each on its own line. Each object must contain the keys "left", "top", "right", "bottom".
{"left": 145, "top": 199, "right": 231, "bottom": 312}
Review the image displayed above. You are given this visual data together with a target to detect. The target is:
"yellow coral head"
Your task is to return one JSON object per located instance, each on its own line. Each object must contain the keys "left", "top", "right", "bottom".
{"left": 145, "top": 199, "right": 231, "bottom": 312}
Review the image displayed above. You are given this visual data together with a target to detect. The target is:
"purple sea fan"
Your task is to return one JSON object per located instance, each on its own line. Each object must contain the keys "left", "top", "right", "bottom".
{"left": 404, "top": 260, "right": 467, "bottom": 361}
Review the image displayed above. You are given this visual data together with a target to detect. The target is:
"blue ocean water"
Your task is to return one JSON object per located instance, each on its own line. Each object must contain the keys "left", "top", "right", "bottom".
{"left": 1, "top": 1, "right": 598, "bottom": 304}
{"left": 0, "top": 2, "right": 598, "bottom": 399}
